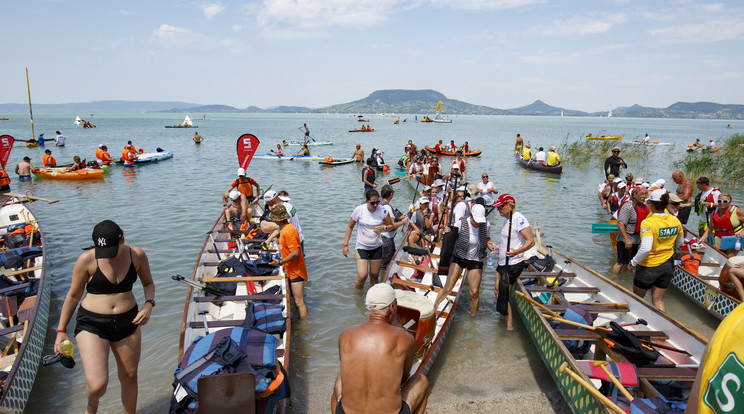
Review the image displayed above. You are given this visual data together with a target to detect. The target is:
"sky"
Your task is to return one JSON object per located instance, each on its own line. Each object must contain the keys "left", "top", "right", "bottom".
{"left": 3, "top": 0, "right": 743, "bottom": 112}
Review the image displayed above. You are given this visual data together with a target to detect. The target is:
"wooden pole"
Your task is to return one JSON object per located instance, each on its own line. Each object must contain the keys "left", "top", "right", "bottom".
{"left": 26, "top": 68, "right": 35, "bottom": 142}
{"left": 593, "top": 361, "right": 635, "bottom": 401}
{"left": 557, "top": 362, "right": 626, "bottom": 414}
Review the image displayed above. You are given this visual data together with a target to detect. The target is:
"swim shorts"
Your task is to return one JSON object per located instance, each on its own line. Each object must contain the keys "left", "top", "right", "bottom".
{"left": 496, "top": 261, "right": 526, "bottom": 285}
{"left": 357, "top": 246, "right": 383, "bottom": 261}
{"left": 633, "top": 259, "right": 674, "bottom": 290}
{"left": 335, "top": 399, "right": 410, "bottom": 414}
{"left": 74, "top": 305, "right": 139, "bottom": 342}
{"left": 288, "top": 275, "right": 305, "bottom": 284}
{"left": 616, "top": 242, "right": 639, "bottom": 265}
{"left": 453, "top": 255, "right": 484, "bottom": 271}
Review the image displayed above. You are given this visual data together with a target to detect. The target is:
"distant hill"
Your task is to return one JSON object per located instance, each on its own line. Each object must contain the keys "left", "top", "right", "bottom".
{"left": 0, "top": 93, "right": 742, "bottom": 119}
{"left": 314, "top": 89, "right": 508, "bottom": 115}
{"left": 0, "top": 100, "right": 200, "bottom": 114}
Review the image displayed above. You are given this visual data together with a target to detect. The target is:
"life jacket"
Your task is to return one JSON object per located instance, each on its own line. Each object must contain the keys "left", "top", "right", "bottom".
{"left": 462, "top": 145, "right": 469, "bottom": 153}
{"left": 596, "top": 321, "right": 661, "bottom": 366}
{"left": 680, "top": 251, "right": 701, "bottom": 276}
{"left": 712, "top": 205, "right": 743, "bottom": 237}
{"left": 695, "top": 188, "right": 721, "bottom": 216}
{"left": 42, "top": 154, "right": 56, "bottom": 167}
{"left": 609, "top": 192, "right": 629, "bottom": 214}
{"left": 75, "top": 161, "right": 87, "bottom": 170}
{"left": 323, "top": 156, "right": 334, "bottom": 163}
{"left": 94, "top": 149, "right": 103, "bottom": 159}
{"left": 362, "top": 166, "right": 375, "bottom": 185}
{"left": 434, "top": 144, "right": 441, "bottom": 154}
{"left": 0, "top": 170, "right": 9, "bottom": 187}
{"left": 628, "top": 203, "right": 650, "bottom": 234}
{"left": 122, "top": 150, "right": 135, "bottom": 164}
{"left": 100, "top": 151, "right": 112, "bottom": 164}
{"left": 244, "top": 301, "right": 287, "bottom": 334}
{"left": 234, "top": 177, "right": 254, "bottom": 198}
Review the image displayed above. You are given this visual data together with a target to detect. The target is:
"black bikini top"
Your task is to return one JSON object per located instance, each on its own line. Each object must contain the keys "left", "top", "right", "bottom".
{"left": 86, "top": 246, "right": 138, "bottom": 294}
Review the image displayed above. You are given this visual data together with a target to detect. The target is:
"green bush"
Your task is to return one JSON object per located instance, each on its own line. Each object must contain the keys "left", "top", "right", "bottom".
{"left": 672, "top": 134, "right": 744, "bottom": 184}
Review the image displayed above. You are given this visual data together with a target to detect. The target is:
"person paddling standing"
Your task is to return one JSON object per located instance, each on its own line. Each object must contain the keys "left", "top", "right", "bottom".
{"left": 54, "top": 220, "right": 155, "bottom": 414}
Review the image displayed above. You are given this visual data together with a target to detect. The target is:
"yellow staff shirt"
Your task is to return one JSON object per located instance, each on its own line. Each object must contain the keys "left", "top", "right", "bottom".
{"left": 638, "top": 213, "right": 682, "bottom": 267}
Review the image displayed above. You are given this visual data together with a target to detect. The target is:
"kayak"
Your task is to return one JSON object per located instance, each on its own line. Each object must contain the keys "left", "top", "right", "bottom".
{"left": 33, "top": 167, "right": 105, "bottom": 180}
{"left": 424, "top": 146, "right": 482, "bottom": 157}
{"left": 253, "top": 153, "right": 330, "bottom": 161}
{"left": 632, "top": 140, "right": 672, "bottom": 146}
{"left": 686, "top": 146, "right": 719, "bottom": 153}
{"left": 114, "top": 150, "right": 174, "bottom": 165}
{"left": 284, "top": 141, "right": 333, "bottom": 146}
{"left": 514, "top": 151, "right": 562, "bottom": 175}
{"left": 586, "top": 135, "right": 622, "bottom": 140}
{"left": 319, "top": 159, "right": 355, "bottom": 166}
{"left": 348, "top": 129, "right": 374, "bottom": 132}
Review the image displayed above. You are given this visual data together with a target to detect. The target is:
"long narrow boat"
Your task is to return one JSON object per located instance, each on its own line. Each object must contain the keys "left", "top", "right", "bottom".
{"left": 423, "top": 146, "right": 482, "bottom": 157}
{"left": 32, "top": 167, "right": 104, "bottom": 180}
{"left": 175, "top": 208, "right": 290, "bottom": 412}
{"left": 514, "top": 151, "right": 563, "bottom": 175}
{"left": 513, "top": 225, "right": 707, "bottom": 413}
{"left": 284, "top": 141, "right": 333, "bottom": 146}
{"left": 0, "top": 198, "right": 48, "bottom": 413}
{"left": 671, "top": 225, "right": 741, "bottom": 319}
{"left": 586, "top": 135, "right": 622, "bottom": 140}
{"left": 253, "top": 154, "right": 330, "bottom": 161}
{"left": 382, "top": 231, "right": 464, "bottom": 376}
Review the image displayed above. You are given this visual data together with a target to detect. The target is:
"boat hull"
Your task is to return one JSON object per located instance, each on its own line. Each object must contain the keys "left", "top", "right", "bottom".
{"left": 0, "top": 200, "right": 48, "bottom": 413}
{"left": 586, "top": 136, "right": 622, "bottom": 140}
{"left": 423, "top": 146, "right": 481, "bottom": 157}
{"left": 319, "top": 159, "right": 355, "bottom": 166}
{"left": 34, "top": 168, "right": 104, "bottom": 180}
{"left": 514, "top": 152, "right": 563, "bottom": 175}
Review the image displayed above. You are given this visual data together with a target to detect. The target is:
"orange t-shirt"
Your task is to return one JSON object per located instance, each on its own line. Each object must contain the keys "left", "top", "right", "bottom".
{"left": 279, "top": 223, "right": 307, "bottom": 281}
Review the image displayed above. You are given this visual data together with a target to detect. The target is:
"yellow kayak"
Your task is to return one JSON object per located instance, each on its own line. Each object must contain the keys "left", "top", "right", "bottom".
{"left": 586, "top": 135, "right": 622, "bottom": 140}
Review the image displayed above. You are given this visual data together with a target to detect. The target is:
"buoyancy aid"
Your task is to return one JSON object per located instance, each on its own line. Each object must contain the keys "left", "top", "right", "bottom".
{"left": 627, "top": 202, "right": 650, "bottom": 234}
{"left": 234, "top": 177, "right": 254, "bottom": 198}
{"left": 122, "top": 150, "right": 135, "bottom": 164}
{"left": 42, "top": 154, "right": 56, "bottom": 167}
{"left": 100, "top": 151, "right": 112, "bottom": 164}
{"left": 0, "top": 170, "right": 9, "bottom": 187}
{"left": 712, "top": 205, "right": 743, "bottom": 237}
{"left": 609, "top": 192, "right": 629, "bottom": 214}
{"left": 695, "top": 188, "right": 721, "bottom": 216}
{"left": 94, "top": 149, "right": 103, "bottom": 160}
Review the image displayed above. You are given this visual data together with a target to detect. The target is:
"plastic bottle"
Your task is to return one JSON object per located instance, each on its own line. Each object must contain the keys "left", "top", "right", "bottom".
{"left": 60, "top": 339, "right": 74, "bottom": 358}
{"left": 486, "top": 250, "right": 496, "bottom": 270}
{"left": 736, "top": 238, "right": 742, "bottom": 251}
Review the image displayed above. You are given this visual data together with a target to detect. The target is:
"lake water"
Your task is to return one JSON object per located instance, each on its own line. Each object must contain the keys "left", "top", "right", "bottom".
{"left": 0, "top": 113, "right": 735, "bottom": 413}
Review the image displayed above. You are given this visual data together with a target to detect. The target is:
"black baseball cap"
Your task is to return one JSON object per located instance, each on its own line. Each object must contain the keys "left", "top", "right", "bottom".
{"left": 92, "top": 220, "right": 123, "bottom": 258}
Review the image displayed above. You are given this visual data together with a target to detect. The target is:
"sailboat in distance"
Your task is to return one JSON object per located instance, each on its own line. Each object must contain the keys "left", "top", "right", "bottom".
{"left": 433, "top": 100, "right": 452, "bottom": 123}
{"left": 608, "top": 109, "right": 613, "bottom": 119}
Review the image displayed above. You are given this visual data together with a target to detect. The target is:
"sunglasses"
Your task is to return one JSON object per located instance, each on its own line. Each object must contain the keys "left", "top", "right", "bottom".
{"left": 612, "top": 150, "right": 620, "bottom": 153}
{"left": 482, "top": 176, "right": 488, "bottom": 178}
{"left": 369, "top": 201, "right": 380, "bottom": 206}
{"left": 721, "top": 200, "right": 731, "bottom": 204}
{"left": 497, "top": 205, "right": 505, "bottom": 210}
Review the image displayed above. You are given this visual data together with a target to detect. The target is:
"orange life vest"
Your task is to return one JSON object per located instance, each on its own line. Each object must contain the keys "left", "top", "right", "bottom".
{"left": 42, "top": 154, "right": 56, "bottom": 167}
{"left": 122, "top": 150, "right": 135, "bottom": 164}
{"left": 100, "top": 151, "right": 112, "bottom": 164}
{"left": 234, "top": 177, "right": 254, "bottom": 198}
{"left": 94, "top": 149, "right": 103, "bottom": 159}
{"left": 0, "top": 170, "right": 9, "bottom": 187}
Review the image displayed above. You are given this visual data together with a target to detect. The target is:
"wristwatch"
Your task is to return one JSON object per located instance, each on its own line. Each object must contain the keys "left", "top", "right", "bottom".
{"left": 145, "top": 299, "right": 156, "bottom": 308}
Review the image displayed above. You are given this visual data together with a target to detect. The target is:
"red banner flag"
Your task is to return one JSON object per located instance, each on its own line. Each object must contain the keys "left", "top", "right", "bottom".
{"left": 236, "top": 134, "right": 260, "bottom": 170}
{"left": 0, "top": 135, "right": 15, "bottom": 169}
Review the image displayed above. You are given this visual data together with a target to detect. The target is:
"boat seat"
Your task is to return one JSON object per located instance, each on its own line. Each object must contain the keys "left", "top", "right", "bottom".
{"left": 0, "top": 324, "right": 24, "bottom": 337}
{"left": 395, "top": 261, "right": 437, "bottom": 274}
{"left": 526, "top": 286, "right": 600, "bottom": 294}
{"left": 545, "top": 304, "right": 629, "bottom": 313}
{"left": 0, "top": 282, "right": 31, "bottom": 296}
{"left": 556, "top": 329, "right": 669, "bottom": 341}
{"left": 391, "top": 277, "right": 454, "bottom": 296}
{"left": 198, "top": 373, "right": 256, "bottom": 414}
{"left": 520, "top": 272, "right": 576, "bottom": 278}
{"left": 195, "top": 294, "right": 285, "bottom": 303}
{"left": 636, "top": 366, "right": 697, "bottom": 381}
{"left": 697, "top": 275, "right": 720, "bottom": 281}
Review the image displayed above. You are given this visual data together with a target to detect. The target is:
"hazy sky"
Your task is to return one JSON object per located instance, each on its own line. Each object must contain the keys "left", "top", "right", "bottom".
{"left": 3, "top": 0, "right": 743, "bottom": 112}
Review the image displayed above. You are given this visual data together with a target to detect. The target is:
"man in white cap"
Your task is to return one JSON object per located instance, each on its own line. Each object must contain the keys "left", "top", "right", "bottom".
{"left": 630, "top": 189, "right": 683, "bottom": 312}
{"left": 224, "top": 189, "right": 248, "bottom": 229}
{"left": 408, "top": 197, "right": 435, "bottom": 248}
{"left": 604, "top": 146, "right": 627, "bottom": 179}
{"left": 332, "top": 284, "right": 429, "bottom": 414}
{"left": 261, "top": 190, "right": 305, "bottom": 253}
{"left": 434, "top": 204, "right": 495, "bottom": 317}
{"left": 223, "top": 167, "right": 260, "bottom": 204}
{"left": 609, "top": 181, "right": 629, "bottom": 218}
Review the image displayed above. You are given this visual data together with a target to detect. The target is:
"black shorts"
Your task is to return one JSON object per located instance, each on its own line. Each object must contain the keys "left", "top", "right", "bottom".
{"left": 453, "top": 255, "right": 484, "bottom": 271}
{"left": 75, "top": 305, "right": 139, "bottom": 342}
{"left": 677, "top": 206, "right": 692, "bottom": 225}
{"left": 616, "top": 242, "right": 640, "bottom": 265}
{"left": 357, "top": 246, "right": 383, "bottom": 261}
{"left": 633, "top": 259, "right": 674, "bottom": 290}
{"left": 288, "top": 275, "right": 305, "bottom": 283}
{"left": 496, "top": 261, "right": 527, "bottom": 285}
{"left": 336, "top": 399, "right": 410, "bottom": 414}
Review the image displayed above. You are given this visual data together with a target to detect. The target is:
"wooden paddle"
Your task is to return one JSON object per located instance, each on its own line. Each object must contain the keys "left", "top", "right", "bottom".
{"left": 557, "top": 362, "right": 626, "bottom": 414}
{"left": 388, "top": 174, "right": 414, "bottom": 185}
{"left": 593, "top": 361, "right": 634, "bottom": 401}
{"left": 3, "top": 192, "right": 60, "bottom": 204}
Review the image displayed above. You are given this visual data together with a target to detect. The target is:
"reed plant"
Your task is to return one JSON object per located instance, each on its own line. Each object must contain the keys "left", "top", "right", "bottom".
{"left": 673, "top": 134, "right": 744, "bottom": 184}
{"left": 558, "top": 138, "right": 654, "bottom": 169}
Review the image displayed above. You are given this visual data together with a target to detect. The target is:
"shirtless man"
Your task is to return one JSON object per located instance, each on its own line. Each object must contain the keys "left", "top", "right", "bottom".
{"left": 15, "top": 157, "right": 34, "bottom": 179}
{"left": 514, "top": 133, "right": 523, "bottom": 152}
{"left": 332, "top": 284, "right": 429, "bottom": 414}
{"left": 350, "top": 144, "right": 364, "bottom": 162}
{"left": 193, "top": 132, "right": 203, "bottom": 143}
{"left": 672, "top": 170, "right": 693, "bottom": 224}
{"left": 224, "top": 189, "right": 248, "bottom": 228}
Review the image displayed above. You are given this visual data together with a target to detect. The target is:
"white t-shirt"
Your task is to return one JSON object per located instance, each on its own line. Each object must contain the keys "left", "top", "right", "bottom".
{"left": 55, "top": 134, "right": 67, "bottom": 146}
{"left": 452, "top": 201, "right": 469, "bottom": 224}
{"left": 283, "top": 202, "right": 304, "bottom": 242}
{"left": 464, "top": 221, "right": 491, "bottom": 261}
{"left": 351, "top": 204, "right": 389, "bottom": 250}
{"left": 535, "top": 151, "right": 547, "bottom": 162}
{"left": 498, "top": 211, "right": 530, "bottom": 266}
{"left": 476, "top": 181, "right": 497, "bottom": 205}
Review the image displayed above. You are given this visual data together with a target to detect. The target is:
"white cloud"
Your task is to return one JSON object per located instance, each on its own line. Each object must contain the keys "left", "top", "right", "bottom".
{"left": 201, "top": 3, "right": 225, "bottom": 20}
{"left": 530, "top": 13, "right": 628, "bottom": 37}
{"left": 428, "top": 0, "right": 543, "bottom": 11}
{"left": 648, "top": 17, "right": 744, "bottom": 44}
{"left": 151, "top": 24, "right": 247, "bottom": 52}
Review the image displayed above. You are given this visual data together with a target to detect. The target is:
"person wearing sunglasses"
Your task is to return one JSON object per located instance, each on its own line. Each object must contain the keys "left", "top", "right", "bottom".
{"left": 699, "top": 193, "right": 744, "bottom": 257}
{"left": 694, "top": 176, "right": 721, "bottom": 237}
{"left": 343, "top": 189, "right": 395, "bottom": 290}
{"left": 604, "top": 146, "right": 627, "bottom": 179}
{"left": 474, "top": 173, "right": 498, "bottom": 206}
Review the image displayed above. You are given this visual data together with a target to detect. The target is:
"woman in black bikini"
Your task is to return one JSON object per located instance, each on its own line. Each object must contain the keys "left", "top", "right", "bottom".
{"left": 54, "top": 220, "right": 155, "bottom": 414}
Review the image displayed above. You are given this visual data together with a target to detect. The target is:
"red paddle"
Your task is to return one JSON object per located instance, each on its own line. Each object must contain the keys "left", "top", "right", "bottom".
{"left": 0, "top": 135, "right": 15, "bottom": 169}
{"left": 236, "top": 134, "right": 260, "bottom": 169}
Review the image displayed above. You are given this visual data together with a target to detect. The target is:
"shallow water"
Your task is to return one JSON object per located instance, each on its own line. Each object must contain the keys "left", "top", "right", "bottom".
{"left": 0, "top": 113, "right": 732, "bottom": 412}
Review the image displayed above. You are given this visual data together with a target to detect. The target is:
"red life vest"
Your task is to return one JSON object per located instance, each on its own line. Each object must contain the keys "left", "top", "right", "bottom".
{"left": 610, "top": 192, "right": 629, "bottom": 213}
{"left": 624, "top": 202, "right": 650, "bottom": 234}
{"left": 712, "top": 205, "right": 743, "bottom": 237}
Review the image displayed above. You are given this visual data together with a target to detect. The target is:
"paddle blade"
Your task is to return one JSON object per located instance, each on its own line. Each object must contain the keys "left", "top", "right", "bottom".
{"left": 591, "top": 223, "right": 618, "bottom": 233}
{"left": 236, "top": 134, "right": 260, "bottom": 169}
{"left": 0, "top": 135, "right": 15, "bottom": 169}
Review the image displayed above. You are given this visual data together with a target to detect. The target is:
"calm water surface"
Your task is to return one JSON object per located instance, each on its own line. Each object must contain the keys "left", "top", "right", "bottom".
{"left": 0, "top": 113, "right": 734, "bottom": 413}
